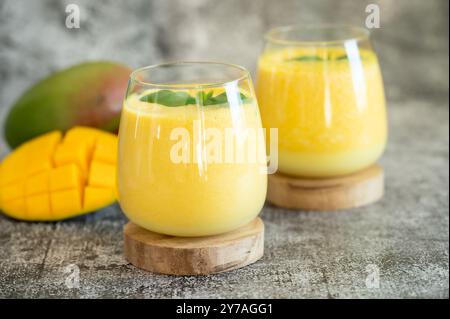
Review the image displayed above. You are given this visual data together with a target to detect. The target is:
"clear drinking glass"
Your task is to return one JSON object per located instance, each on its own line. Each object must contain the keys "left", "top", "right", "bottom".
{"left": 118, "top": 62, "right": 267, "bottom": 237}
{"left": 257, "top": 25, "right": 387, "bottom": 177}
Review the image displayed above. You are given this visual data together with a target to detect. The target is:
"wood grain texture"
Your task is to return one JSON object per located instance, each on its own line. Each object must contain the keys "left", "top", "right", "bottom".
{"left": 267, "top": 165, "right": 384, "bottom": 211}
{"left": 123, "top": 218, "right": 264, "bottom": 275}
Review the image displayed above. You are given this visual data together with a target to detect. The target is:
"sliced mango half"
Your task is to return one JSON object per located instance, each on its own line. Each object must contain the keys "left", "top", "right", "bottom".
{"left": 0, "top": 127, "right": 117, "bottom": 221}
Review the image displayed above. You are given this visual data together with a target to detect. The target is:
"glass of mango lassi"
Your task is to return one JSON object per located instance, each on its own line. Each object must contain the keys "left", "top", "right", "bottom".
{"left": 257, "top": 25, "right": 387, "bottom": 177}
{"left": 118, "top": 62, "right": 267, "bottom": 237}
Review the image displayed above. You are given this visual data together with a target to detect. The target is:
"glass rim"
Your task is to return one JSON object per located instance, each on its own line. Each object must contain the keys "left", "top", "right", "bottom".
{"left": 264, "top": 24, "right": 370, "bottom": 46}
{"left": 129, "top": 61, "right": 251, "bottom": 89}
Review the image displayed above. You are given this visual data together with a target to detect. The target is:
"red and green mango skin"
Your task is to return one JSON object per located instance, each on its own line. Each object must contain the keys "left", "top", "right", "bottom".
{"left": 4, "top": 61, "right": 131, "bottom": 148}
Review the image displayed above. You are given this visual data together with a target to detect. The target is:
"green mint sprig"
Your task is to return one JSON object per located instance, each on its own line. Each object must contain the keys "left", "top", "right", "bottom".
{"left": 140, "top": 90, "right": 252, "bottom": 107}
{"left": 288, "top": 55, "right": 324, "bottom": 62}
{"left": 335, "top": 55, "right": 349, "bottom": 60}
{"left": 288, "top": 54, "right": 368, "bottom": 62}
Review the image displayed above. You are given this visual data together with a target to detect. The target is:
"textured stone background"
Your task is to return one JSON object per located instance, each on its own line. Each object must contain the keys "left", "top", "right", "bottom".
{"left": 0, "top": 0, "right": 448, "bottom": 115}
{"left": 0, "top": 0, "right": 448, "bottom": 298}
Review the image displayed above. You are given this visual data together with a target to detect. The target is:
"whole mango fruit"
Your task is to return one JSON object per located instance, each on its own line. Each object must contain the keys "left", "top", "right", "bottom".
{"left": 0, "top": 126, "right": 118, "bottom": 221}
{"left": 4, "top": 61, "right": 131, "bottom": 148}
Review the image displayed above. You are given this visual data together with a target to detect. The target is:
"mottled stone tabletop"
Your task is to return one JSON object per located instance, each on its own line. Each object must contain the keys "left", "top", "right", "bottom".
{"left": 0, "top": 98, "right": 448, "bottom": 299}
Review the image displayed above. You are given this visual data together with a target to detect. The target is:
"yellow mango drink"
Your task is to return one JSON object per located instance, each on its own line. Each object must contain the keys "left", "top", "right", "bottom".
{"left": 117, "top": 62, "right": 267, "bottom": 237}
{"left": 257, "top": 26, "right": 387, "bottom": 177}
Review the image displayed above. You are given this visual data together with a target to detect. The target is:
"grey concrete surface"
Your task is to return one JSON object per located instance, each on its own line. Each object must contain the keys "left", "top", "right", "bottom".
{"left": 0, "top": 98, "right": 448, "bottom": 299}
{"left": 0, "top": 0, "right": 448, "bottom": 298}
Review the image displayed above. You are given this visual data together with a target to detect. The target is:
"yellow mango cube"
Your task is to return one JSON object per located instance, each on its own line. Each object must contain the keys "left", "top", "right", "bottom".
{"left": 26, "top": 193, "right": 51, "bottom": 219}
{"left": 84, "top": 186, "right": 115, "bottom": 211}
{"left": 88, "top": 161, "right": 116, "bottom": 188}
{"left": 0, "top": 146, "right": 28, "bottom": 186}
{"left": 92, "top": 133, "right": 118, "bottom": 164}
{"left": 50, "top": 189, "right": 82, "bottom": 217}
{"left": 53, "top": 143, "right": 90, "bottom": 177}
{"left": 1, "top": 182, "right": 24, "bottom": 203}
{"left": 27, "top": 159, "right": 53, "bottom": 177}
{"left": 25, "top": 170, "right": 50, "bottom": 196}
{"left": 26, "top": 131, "right": 62, "bottom": 152}
{"left": 2, "top": 198, "right": 26, "bottom": 218}
{"left": 63, "top": 126, "right": 100, "bottom": 149}
{"left": 26, "top": 131, "right": 61, "bottom": 176}
{"left": 50, "top": 164, "right": 84, "bottom": 191}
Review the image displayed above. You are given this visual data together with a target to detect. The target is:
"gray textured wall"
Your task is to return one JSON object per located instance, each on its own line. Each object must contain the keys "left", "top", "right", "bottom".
{"left": 0, "top": 0, "right": 448, "bottom": 151}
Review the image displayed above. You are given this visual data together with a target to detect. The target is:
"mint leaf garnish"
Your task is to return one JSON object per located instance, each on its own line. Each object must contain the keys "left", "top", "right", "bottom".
{"left": 140, "top": 90, "right": 251, "bottom": 107}
{"left": 335, "top": 55, "right": 368, "bottom": 61}
{"left": 335, "top": 55, "right": 349, "bottom": 60}
{"left": 205, "top": 90, "right": 213, "bottom": 101}
{"left": 204, "top": 92, "right": 227, "bottom": 105}
{"left": 287, "top": 53, "right": 369, "bottom": 63}
{"left": 140, "top": 90, "right": 195, "bottom": 106}
{"left": 288, "top": 55, "right": 324, "bottom": 62}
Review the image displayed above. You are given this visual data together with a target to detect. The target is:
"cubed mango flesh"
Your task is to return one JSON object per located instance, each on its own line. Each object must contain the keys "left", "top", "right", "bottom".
{"left": 0, "top": 127, "right": 118, "bottom": 221}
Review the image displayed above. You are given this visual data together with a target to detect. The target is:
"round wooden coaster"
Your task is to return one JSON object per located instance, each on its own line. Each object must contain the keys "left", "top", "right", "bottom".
{"left": 123, "top": 217, "right": 264, "bottom": 275}
{"left": 267, "top": 164, "right": 384, "bottom": 211}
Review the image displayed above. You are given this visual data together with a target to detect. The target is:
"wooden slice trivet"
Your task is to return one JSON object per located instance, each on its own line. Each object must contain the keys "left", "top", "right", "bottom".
{"left": 267, "top": 164, "right": 384, "bottom": 211}
{"left": 124, "top": 217, "right": 264, "bottom": 275}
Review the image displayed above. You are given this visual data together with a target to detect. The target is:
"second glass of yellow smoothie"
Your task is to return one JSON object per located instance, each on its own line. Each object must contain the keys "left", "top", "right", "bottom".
{"left": 118, "top": 62, "right": 267, "bottom": 237}
{"left": 257, "top": 25, "right": 387, "bottom": 177}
